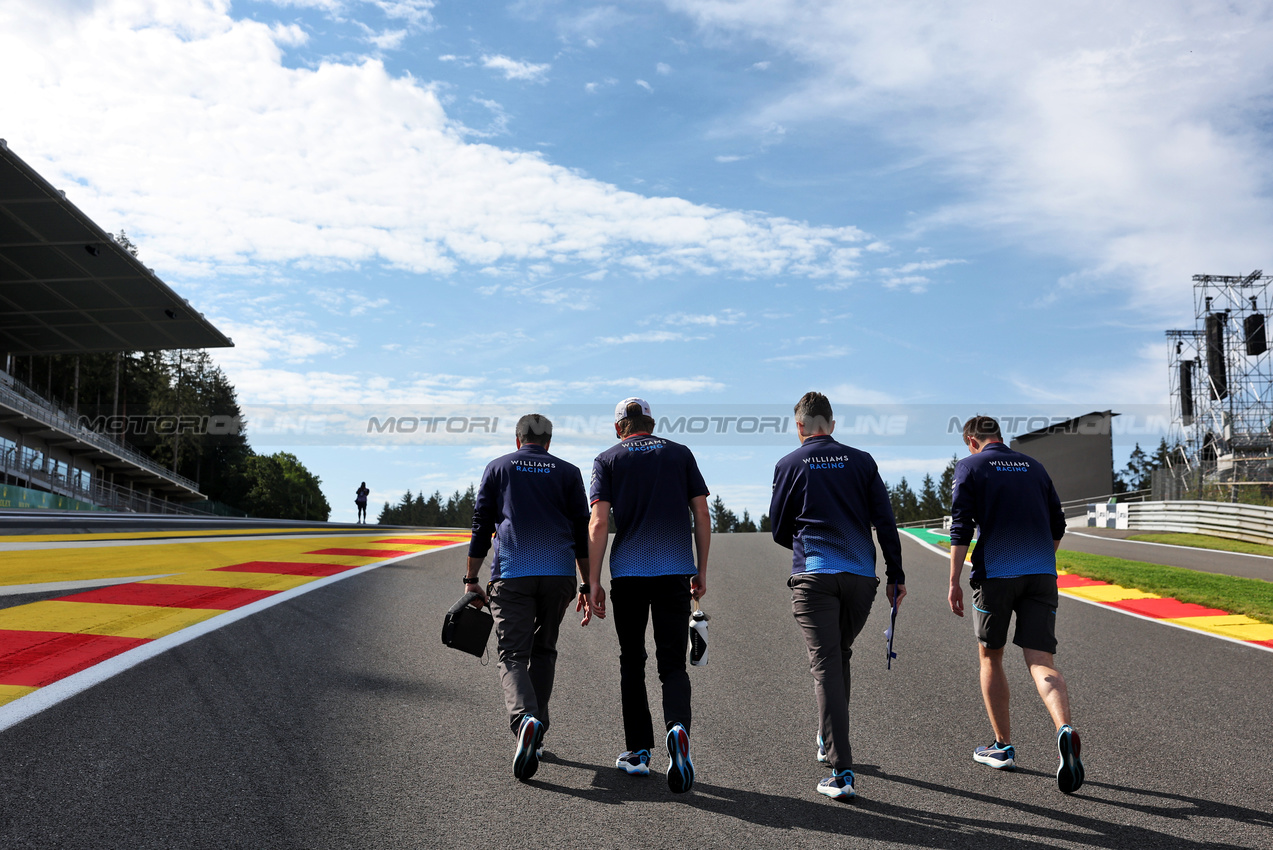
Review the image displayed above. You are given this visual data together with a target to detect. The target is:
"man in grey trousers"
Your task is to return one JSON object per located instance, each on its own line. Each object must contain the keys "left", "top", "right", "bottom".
{"left": 769, "top": 392, "right": 905, "bottom": 801}
{"left": 465, "top": 413, "right": 591, "bottom": 781}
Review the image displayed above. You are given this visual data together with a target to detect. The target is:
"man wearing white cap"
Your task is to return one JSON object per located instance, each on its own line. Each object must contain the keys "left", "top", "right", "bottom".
{"left": 584, "top": 397, "right": 711, "bottom": 794}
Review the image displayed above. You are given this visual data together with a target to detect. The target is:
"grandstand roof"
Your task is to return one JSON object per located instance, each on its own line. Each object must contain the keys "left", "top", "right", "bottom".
{"left": 0, "top": 141, "right": 233, "bottom": 355}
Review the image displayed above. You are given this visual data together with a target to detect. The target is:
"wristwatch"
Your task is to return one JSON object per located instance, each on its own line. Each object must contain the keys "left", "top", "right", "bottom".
{"left": 464, "top": 576, "right": 480, "bottom": 584}
{"left": 578, "top": 583, "right": 590, "bottom": 595}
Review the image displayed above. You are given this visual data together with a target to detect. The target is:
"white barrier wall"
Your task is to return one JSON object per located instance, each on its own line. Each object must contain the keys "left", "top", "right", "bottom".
{"left": 1118, "top": 500, "right": 1273, "bottom": 546}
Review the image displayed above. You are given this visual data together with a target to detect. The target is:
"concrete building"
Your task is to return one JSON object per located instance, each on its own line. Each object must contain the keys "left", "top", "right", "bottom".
{"left": 1009, "top": 410, "right": 1117, "bottom": 505}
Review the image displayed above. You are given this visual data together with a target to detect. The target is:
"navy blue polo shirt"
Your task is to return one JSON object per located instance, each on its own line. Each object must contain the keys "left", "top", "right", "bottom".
{"left": 469, "top": 443, "right": 590, "bottom": 580}
{"left": 769, "top": 434, "right": 904, "bottom": 582}
{"left": 949, "top": 442, "right": 1066, "bottom": 581}
{"left": 589, "top": 433, "right": 710, "bottom": 578}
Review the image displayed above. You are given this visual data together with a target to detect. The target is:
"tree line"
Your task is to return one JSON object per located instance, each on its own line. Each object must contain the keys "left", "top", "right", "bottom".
{"left": 9, "top": 347, "right": 329, "bottom": 520}
{"left": 377, "top": 486, "right": 477, "bottom": 527}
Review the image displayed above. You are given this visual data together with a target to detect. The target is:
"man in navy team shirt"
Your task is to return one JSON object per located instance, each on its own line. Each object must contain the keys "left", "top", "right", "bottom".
{"left": 769, "top": 391, "right": 905, "bottom": 801}
{"left": 465, "top": 413, "right": 590, "bottom": 782}
{"left": 947, "top": 415, "right": 1084, "bottom": 794}
{"left": 584, "top": 397, "right": 710, "bottom": 794}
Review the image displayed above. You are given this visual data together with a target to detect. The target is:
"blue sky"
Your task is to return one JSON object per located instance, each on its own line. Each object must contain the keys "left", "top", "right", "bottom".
{"left": 4, "top": 0, "right": 1273, "bottom": 520}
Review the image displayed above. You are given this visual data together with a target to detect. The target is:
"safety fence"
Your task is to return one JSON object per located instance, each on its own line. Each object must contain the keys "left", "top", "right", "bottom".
{"left": 1124, "top": 500, "right": 1273, "bottom": 546}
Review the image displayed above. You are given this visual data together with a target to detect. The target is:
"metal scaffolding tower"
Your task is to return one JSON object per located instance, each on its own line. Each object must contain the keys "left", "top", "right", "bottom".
{"left": 1166, "top": 270, "right": 1273, "bottom": 481}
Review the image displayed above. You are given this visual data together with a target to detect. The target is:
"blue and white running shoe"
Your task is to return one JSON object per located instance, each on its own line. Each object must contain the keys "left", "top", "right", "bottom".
{"left": 973, "top": 741, "right": 1016, "bottom": 770}
{"left": 666, "top": 723, "right": 694, "bottom": 794}
{"left": 1057, "top": 725, "right": 1085, "bottom": 794}
{"left": 616, "top": 749, "right": 651, "bottom": 775}
{"left": 816, "top": 732, "right": 828, "bottom": 764}
{"left": 512, "top": 715, "right": 544, "bottom": 781}
{"left": 816, "top": 769, "right": 855, "bottom": 800}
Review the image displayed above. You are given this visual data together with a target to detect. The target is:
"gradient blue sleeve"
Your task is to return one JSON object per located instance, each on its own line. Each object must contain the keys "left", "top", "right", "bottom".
{"left": 569, "top": 466, "right": 589, "bottom": 556}
{"left": 468, "top": 462, "right": 499, "bottom": 558}
{"left": 769, "top": 461, "right": 797, "bottom": 551}
{"left": 1046, "top": 475, "right": 1066, "bottom": 541}
{"left": 948, "top": 459, "right": 976, "bottom": 547}
{"left": 869, "top": 468, "right": 905, "bottom": 584}
{"left": 589, "top": 455, "right": 610, "bottom": 505}
{"left": 685, "top": 449, "right": 710, "bottom": 500}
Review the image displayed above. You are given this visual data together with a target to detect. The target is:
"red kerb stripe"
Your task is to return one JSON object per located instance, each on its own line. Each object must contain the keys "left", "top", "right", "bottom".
{"left": 0, "top": 630, "right": 149, "bottom": 687}
{"left": 215, "top": 561, "right": 355, "bottom": 577}
{"left": 61, "top": 583, "right": 278, "bottom": 610}
{"left": 305, "top": 548, "right": 413, "bottom": 558}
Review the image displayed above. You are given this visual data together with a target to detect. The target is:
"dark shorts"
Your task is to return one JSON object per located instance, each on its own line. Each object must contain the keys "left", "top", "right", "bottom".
{"left": 970, "top": 573, "right": 1059, "bottom": 653}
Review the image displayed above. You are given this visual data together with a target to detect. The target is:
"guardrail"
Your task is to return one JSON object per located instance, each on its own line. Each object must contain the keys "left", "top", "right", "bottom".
{"left": 0, "top": 379, "right": 201, "bottom": 494}
{"left": 1126, "top": 500, "right": 1273, "bottom": 546}
{"left": 897, "top": 489, "right": 1151, "bottom": 531}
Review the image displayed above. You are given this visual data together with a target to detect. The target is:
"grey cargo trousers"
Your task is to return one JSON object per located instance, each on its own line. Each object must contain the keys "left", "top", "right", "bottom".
{"left": 488, "top": 575, "right": 576, "bottom": 735}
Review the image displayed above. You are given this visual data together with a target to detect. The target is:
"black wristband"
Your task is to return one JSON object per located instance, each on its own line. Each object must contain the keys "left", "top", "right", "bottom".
{"left": 578, "top": 583, "right": 590, "bottom": 594}
{"left": 464, "top": 576, "right": 480, "bottom": 584}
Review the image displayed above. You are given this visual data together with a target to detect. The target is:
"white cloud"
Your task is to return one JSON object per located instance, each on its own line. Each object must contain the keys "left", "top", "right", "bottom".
{"left": 266, "top": 0, "right": 435, "bottom": 27}
{"left": 596, "top": 330, "right": 707, "bottom": 344}
{"left": 0, "top": 1, "right": 869, "bottom": 289}
{"left": 663, "top": 0, "right": 1273, "bottom": 312}
{"left": 826, "top": 382, "right": 898, "bottom": 405}
{"left": 877, "top": 257, "right": 965, "bottom": 292}
{"left": 750, "top": 60, "right": 770, "bottom": 71}
{"left": 308, "top": 288, "right": 391, "bottom": 316}
{"left": 636, "top": 79, "right": 654, "bottom": 93}
{"left": 481, "top": 53, "right": 551, "bottom": 81}
{"left": 1007, "top": 343, "right": 1167, "bottom": 406}
{"left": 365, "top": 28, "right": 406, "bottom": 50}
{"left": 659, "top": 310, "right": 745, "bottom": 326}
{"left": 656, "top": 62, "right": 672, "bottom": 75}
{"left": 765, "top": 345, "right": 850, "bottom": 364}
{"left": 507, "top": 376, "right": 726, "bottom": 401}
{"left": 715, "top": 154, "right": 747, "bottom": 163}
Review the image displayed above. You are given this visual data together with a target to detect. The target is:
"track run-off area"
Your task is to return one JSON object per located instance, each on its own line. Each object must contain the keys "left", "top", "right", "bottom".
{"left": 0, "top": 517, "right": 1268, "bottom": 849}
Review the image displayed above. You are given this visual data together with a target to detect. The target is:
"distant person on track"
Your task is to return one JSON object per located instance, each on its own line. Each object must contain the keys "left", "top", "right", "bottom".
{"left": 769, "top": 391, "right": 905, "bottom": 801}
{"left": 355, "top": 482, "right": 370, "bottom": 524}
{"left": 464, "top": 413, "right": 591, "bottom": 781}
{"left": 947, "top": 415, "right": 1084, "bottom": 794}
{"left": 584, "top": 397, "right": 710, "bottom": 794}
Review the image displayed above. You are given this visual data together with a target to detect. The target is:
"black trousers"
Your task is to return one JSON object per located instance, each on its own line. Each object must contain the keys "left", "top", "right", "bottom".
{"left": 611, "top": 575, "right": 693, "bottom": 753}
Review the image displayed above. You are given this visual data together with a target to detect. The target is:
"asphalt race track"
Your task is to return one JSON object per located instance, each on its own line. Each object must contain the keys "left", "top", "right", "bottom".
{"left": 1062, "top": 528, "right": 1273, "bottom": 582}
{"left": 0, "top": 529, "right": 1269, "bottom": 849}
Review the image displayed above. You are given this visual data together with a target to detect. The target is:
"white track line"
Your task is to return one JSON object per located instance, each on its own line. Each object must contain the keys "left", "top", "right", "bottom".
{"left": 0, "top": 531, "right": 420, "bottom": 553}
{"left": 898, "top": 530, "right": 1273, "bottom": 655}
{"left": 0, "top": 575, "right": 176, "bottom": 597}
{"left": 0, "top": 541, "right": 466, "bottom": 733}
{"left": 1067, "top": 531, "right": 1273, "bottom": 561}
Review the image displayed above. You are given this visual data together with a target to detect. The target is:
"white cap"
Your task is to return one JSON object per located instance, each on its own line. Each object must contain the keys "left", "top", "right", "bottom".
{"left": 614, "top": 397, "right": 652, "bottom": 422}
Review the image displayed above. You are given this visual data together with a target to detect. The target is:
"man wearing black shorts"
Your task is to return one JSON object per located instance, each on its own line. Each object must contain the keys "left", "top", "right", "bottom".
{"left": 947, "top": 415, "right": 1085, "bottom": 794}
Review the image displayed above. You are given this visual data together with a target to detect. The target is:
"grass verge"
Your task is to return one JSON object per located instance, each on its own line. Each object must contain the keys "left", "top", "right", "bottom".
{"left": 1126, "top": 532, "right": 1273, "bottom": 558}
{"left": 1056, "top": 550, "right": 1273, "bottom": 624}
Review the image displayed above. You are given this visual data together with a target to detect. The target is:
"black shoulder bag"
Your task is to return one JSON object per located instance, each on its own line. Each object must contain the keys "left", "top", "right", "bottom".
{"left": 441, "top": 591, "right": 493, "bottom": 658}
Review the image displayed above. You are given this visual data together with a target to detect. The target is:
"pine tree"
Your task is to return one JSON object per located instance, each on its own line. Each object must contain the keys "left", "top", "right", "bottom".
{"left": 890, "top": 477, "right": 919, "bottom": 524}
{"left": 938, "top": 455, "right": 959, "bottom": 514}
{"left": 710, "top": 494, "right": 738, "bottom": 533}
{"left": 919, "top": 473, "right": 943, "bottom": 520}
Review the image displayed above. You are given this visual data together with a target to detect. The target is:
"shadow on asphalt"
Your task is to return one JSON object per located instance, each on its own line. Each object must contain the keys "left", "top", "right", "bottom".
{"left": 528, "top": 758, "right": 1256, "bottom": 849}
{"left": 1077, "top": 779, "right": 1273, "bottom": 829}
